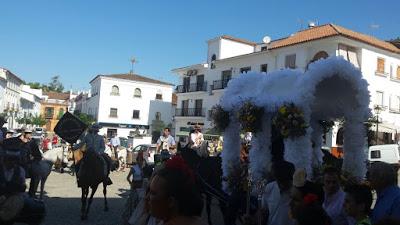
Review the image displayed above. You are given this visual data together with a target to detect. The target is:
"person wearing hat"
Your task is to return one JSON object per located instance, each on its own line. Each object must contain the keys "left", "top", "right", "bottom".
{"left": 5, "top": 130, "right": 14, "bottom": 139}
{"left": 190, "top": 124, "right": 204, "bottom": 149}
{"left": 73, "top": 123, "right": 112, "bottom": 186}
{"left": 0, "top": 116, "right": 8, "bottom": 144}
{"left": 0, "top": 149, "right": 26, "bottom": 224}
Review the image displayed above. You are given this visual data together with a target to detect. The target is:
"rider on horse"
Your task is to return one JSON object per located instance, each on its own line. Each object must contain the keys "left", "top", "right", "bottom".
{"left": 73, "top": 123, "right": 112, "bottom": 186}
{"left": 156, "top": 127, "right": 176, "bottom": 162}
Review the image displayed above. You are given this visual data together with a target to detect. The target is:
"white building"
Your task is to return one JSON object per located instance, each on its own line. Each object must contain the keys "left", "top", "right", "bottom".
{"left": 20, "top": 85, "right": 43, "bottom": 122}
{"left": 0, "top": 68, "right": 24, "bottom": 129}
{"left": 85, "top": 74, "right": 174, "bottom": 140}
{"left": 172, "top": 23, "right": 400, "bottom": 148}
{"left": 0, "top": 69, "right": 7, "bottom": 114}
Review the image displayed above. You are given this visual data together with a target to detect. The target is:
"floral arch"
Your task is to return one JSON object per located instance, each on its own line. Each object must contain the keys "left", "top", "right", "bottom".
{"left": 218, "top": 57, "right": 371, "bottom": 184}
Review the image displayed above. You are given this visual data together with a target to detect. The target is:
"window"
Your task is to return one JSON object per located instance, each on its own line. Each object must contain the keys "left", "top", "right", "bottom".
{"left": 111, "top": 85, "right": 120, "bottom": 96}
{"left": 376, "top": 58, "right": 385, "bottom": 74}
{"left": 156, "top": 94, "right": 162, "bottom": 100}
{"left": 370, "top": 150, "right": 381, "bottom": 159}
{"left": 57, "top": 108, "right": 65, "bottom": 119}
{"left": 389, "top": 95, "right": 400, "bottom": 112}
{"left": 240, "top": 67, "right": 251, "bottom": 74}
{"left": 134, "top": 88, "right": 141, "bottom": 97}
{"left": 338, "top": 44, "right": 359, "bottom": 68}
{"left": 155, "top": 112, "right": 161, "bottom": 120}
{"left": 211, "top": 54, "right": 216, "bottom": 69}
{"left": 45, "top": 107, "right": 54, "bottom": 119}
{"left": 110, "top": 108, "right": 118, "bottom": 118}
{"left": 260, "top": 64, "right": 268, "bottom": 73}
{"left": 133, "top": 110, "right": 140, "bottom": 119}
{"left": 285, "top": 54, "right": 296, "bottom": 69}
{"left": 397, "top": 66, "right": 400, "bottom": 80}
{"left": 375, "top": 91, "right": 384, "bottom": 106}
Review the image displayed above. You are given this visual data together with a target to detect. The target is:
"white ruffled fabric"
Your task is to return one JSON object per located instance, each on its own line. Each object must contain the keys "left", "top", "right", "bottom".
{"left": 221, "top": 118, "right": 241, "bottom": 191}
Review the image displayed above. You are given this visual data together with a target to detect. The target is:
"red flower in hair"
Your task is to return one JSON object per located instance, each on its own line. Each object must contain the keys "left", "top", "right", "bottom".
{"left": 165, "top": 155, "right": 195, "bottom": 184}
{"left": 303, "top": 193, "right": 318, "bottom": 205}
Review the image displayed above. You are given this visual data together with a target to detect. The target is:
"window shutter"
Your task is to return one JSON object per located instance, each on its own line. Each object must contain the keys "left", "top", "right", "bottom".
{"left": 377, "top": 58, "right": 385, "bottom": 73}
{"left": 397, "top": 66, "right": 400, "bottom": 79}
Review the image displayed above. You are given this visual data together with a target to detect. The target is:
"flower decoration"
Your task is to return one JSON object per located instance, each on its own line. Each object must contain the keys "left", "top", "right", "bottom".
{"left": 319, "top": 120, "right": 335, "bottom": 133}
{"left": 303, "top": 193, "right": 319, "bottom": 205}
{"left": 165, "top": 155, "right": 195, "bottom": 184}
{"left": 210, "top": 105, "right": 230, "bottom": 132}
{"left": 273, "top": 103, "right": 308, "bottom": 138}
{"left": 237, "top": 101, "right": 264, "bottom": 133}
{"left": 224, "top": 163, "right": 249, "bottom": 192}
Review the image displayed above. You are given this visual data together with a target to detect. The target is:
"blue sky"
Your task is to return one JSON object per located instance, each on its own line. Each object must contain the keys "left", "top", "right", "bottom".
{"left": 0, "top": 0, "right": 399, "bottom": 91}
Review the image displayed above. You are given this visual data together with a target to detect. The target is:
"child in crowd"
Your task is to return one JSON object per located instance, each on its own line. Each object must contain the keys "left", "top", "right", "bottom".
{"left": 343, "top": 184, "right": 373, "bottom": 225}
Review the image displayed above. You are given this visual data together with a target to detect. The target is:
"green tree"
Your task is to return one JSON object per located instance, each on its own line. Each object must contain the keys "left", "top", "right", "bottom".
{"left": 73, "top": 111, "right": 95, "bottom": 126}
{"left": 48, "top": 76, "right": 64, "bottom": 93}
{"left": 31, "top": 115, "right": 47, "bottom": 127}
{"left": 28, "top": 82, "right": 42, "bottom": 89}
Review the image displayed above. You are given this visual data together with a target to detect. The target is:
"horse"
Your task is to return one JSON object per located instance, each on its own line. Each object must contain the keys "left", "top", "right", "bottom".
{"left": 104, "top": 145, "right": 127, "bottom": 171}
{"left": 178, "top": 142, "right": 227, "bottom": 225}
{"left": 29, "top": 146, "right": 69, "bottom": 199}
{"left": 72, "top": 146, "right": 111, "bottom": 220}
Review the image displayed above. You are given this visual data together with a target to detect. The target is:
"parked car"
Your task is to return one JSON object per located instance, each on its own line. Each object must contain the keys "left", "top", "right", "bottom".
{"left": 129, "top": 144, "right": 157, "bottom": 165}
{"left": 368, "top": 144, "right": 400, "bottom": 168}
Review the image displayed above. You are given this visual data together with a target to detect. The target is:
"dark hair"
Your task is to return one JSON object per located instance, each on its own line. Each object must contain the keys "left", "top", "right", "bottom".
{"left": 272, "top": 160, "right": 295, "bottom": 182}
{"left": 296, "top": 181, "right": 325, "bottom": 205}
{"left": 344, "top": 184, "right": 372, "bottom": 214}
{"left": 323, "top": 166, "right": 340, "bottom": 177}
{"left": 297, "top": 203, "right": 332, "bottom": 225}
{"left": 164, "top": 127, "right": 170, "bottom": 132}
{"left": 155, "top": 164, "right": 203, "bottom": 217}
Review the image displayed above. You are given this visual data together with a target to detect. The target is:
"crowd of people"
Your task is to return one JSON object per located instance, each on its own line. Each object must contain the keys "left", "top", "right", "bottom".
{"left": 0, "top": 116, "right": 45, "bottom": 225}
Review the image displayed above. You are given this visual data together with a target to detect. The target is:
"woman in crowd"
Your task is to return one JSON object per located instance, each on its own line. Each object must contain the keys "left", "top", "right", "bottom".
{"left": 343, "top": 184, "right": 373, "bottom": 225}
{"left": 148, "top": 155, "right": 205, "bottom": 225}
{"left": 127, "top": 151, "right": 146, "bottom": 189}
{"left": 289, "top": 168, "right": 331, "bottom": 225}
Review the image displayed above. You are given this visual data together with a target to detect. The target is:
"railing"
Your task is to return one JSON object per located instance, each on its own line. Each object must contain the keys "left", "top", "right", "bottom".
{"left": 175, "top": 108, "right": 205, "bottom": 117}
{"left": 176, "top": 82, "right": 207, "bottom": 93}
{"left": 212, "top": 79, "right": 230, "bottom": 90}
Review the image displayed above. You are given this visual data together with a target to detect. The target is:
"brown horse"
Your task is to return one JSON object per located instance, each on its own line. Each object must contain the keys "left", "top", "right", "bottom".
{"left": 68, "top": 145, "right": 110, "bottom": 220}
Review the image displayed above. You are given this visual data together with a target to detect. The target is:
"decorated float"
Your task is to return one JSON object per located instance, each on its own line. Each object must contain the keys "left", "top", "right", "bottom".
{"left": 215, "top": 57, "right": 371, "bottom": 187}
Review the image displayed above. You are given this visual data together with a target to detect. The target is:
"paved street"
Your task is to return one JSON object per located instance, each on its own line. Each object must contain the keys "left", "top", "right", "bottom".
{"left": 17, "top": 170, "right": 131, "bottom": 225}
{"left": 16, "top": 168, "right": 225, "bottom": 225}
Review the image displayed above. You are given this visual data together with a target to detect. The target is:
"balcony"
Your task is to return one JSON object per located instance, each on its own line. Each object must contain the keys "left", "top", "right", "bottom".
{"left": 212, "top": 79, "right": 230, "bottom": 90}
{"left": 176, "top": 82, "right": 207, "bottom": 93}
{"left": 175, "top": 108, "right": 206, "bottom": 117}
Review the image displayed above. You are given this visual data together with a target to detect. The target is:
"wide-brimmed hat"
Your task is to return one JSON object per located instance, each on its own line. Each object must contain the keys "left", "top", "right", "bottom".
{"left": 20, "top": 127, "right": 33, "bottom": 134}
{"left": 6, "top": 129, "right": 15, "bottom": 134}
{"left": 0, "top": 116, "right": 7, "bottom": 124}
{"left": 90, "top": 123, "right": 102, "bottom": 130}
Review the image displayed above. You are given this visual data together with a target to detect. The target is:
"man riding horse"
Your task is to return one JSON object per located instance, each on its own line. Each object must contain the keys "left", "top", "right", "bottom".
{"left": 73, "top": 124, "right": 112, "bottom": 187}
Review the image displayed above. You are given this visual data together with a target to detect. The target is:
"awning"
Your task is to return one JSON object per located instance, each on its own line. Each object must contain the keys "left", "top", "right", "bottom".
{"left": 176, "top": 131, "right": 189, "bottom": 137}
{"left": 370, "top": 122, "right": 400, "bottom": 133}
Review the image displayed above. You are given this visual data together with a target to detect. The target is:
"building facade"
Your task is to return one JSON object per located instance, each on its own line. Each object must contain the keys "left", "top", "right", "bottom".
{"left": 0, "top": 68, "right": 24, "bottom": 129}
{"left": 41, "top": 92, "right": 70, "bottom": 132}
{"left": 20, "top": 85, "right": 43, "bottom": 128}
{"left": 85, "top": 74, "right": 174, "bottom": 139}
{"left": 172, "top": 23, "right": 400, "bottom": 147}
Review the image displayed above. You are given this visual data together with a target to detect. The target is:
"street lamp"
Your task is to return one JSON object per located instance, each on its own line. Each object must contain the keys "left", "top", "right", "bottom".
{"left": 373, "top": 105, "right": 383, "bottom": 144}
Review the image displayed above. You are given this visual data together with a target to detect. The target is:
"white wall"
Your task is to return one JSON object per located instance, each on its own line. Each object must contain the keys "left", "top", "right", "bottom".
{"left": 219, "top": 39, "right": 255, "bottom": 59}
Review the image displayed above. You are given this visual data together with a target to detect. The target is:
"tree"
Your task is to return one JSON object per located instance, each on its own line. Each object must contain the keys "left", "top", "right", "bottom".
{"left": 28, "top": 82, "right": 42, "bottom": 89}
{"left": 73, "top": 111, "right": 95, "bottom": 126}
{"left": 48, "top": 76, "right": 64, "bottom": 93}
{"left": 31, "top": 115, "right": 47, "bottom": 127}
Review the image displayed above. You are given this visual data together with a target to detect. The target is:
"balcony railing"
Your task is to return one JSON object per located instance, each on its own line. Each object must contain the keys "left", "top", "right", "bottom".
{"left": 175, "top": 108, "right": 205, "bottom": 117}
{"left": 212, "top": 79, "right": 230, "bottom": 90}
{"left": 176, "top": 82, "right": 207, "bottom": 93}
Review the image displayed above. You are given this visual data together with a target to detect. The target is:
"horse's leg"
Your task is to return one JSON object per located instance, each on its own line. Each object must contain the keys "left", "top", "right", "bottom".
{"left": 206, "top": 194, "right": 213, "bottom": 225}
{"left": 81, "top": 187, "right": 89, "bottom": 220}
{"left": 39, "top": 175, "right": 48, "bottom": 200}
{"left": 85, "top": 184, "right": 98, "bottom": 218}
{"left": 103, "top": 182, "right": 109, "bottom": 211}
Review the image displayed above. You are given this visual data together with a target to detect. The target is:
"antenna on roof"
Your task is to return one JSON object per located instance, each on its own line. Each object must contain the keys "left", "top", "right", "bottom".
{"left": 130, "top": 57, "right": 138, "bottom": 74}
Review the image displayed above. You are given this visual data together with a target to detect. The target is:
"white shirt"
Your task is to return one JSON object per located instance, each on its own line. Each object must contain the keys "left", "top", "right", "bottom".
{"left": 191, "top": 132, "right": 204, "bottom": 147}
{"left": 262, "top": 181, "right": 295, "bottom": 225}
{"left": 323, "top": 189, "right": 349, "bottom": 225}
{"left": 110, "top": 137, "right": 120, "bottom": 147}
{"left": 157, "top": 135, "right": 175, "bottom": 151}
